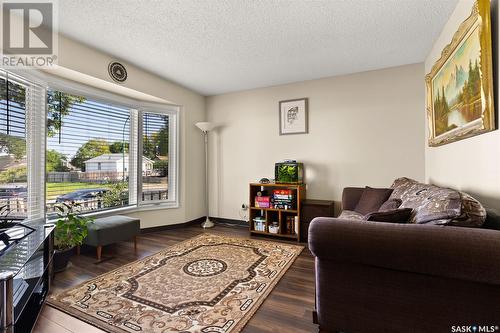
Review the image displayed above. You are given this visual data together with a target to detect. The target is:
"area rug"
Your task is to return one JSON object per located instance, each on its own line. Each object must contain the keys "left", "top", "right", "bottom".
{"left": 48, "top": 234, "right": 303, "bottom": 333}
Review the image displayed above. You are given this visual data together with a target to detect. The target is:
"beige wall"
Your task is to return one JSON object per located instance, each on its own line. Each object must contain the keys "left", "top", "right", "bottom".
{"left": 206, "top": 63, "right": 425, "bottom": 220}
{"left": 425, "top": 0, "right": 500, "bottom": 208}
{"left": 47, "top": 35, "right": 206, "bottom": 228}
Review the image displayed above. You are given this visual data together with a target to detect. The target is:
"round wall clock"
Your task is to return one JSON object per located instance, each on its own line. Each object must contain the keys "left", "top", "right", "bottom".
{"left": 108, "top": 61, "right": 127, "bottom": 83}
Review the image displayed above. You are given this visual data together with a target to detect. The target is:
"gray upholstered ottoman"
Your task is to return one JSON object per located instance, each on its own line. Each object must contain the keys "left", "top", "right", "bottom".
{"left": 83, "top": 215, "right": 140, "bottom": 260}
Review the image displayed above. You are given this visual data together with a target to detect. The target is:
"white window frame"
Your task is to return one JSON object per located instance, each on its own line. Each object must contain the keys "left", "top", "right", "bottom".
{"left": 5, "top": 69, "right": 180, "bottom": 217}
{"left": 138, "top": 104, "right": 179, "bottom": 208}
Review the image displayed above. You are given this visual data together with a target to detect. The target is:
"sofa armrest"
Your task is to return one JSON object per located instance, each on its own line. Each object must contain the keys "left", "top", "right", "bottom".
{"left": 342, "top": 187, "right": 365, "bottom": 211}
{"left": 308, "top": 217, "right": 500, "bottom": 285}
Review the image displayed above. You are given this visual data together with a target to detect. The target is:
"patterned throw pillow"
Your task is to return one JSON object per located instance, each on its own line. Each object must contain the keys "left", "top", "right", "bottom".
{"left": 389, "top": 177, "right": 462, "bottom": 224}
{"left": 389, "top": 177, "right": 486, "bottom": 227}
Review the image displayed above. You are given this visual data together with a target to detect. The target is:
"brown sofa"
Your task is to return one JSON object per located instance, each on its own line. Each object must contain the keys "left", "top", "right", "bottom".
{"left": 309, "top": 181, "right": 500, "bottom": 333}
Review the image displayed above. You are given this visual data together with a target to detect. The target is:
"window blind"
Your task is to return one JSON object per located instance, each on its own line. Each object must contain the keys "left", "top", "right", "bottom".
{"left": 26, "top": 78, "right": 46, "bottom": 220}
{"left": 0, "top": 70, "right": 45, "bottom": 220}
{"left": 128, "top": 110, "right": 139, "bottom": 206}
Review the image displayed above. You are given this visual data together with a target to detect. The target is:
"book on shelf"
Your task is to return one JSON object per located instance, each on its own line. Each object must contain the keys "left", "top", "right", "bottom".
{"left": 272, "top": 198, "right": 295, "bottom": 203}
{"left": 273, "top": 189, "right": 293, "bottom": 196}
{"left": 271, "top": 198, "right": 296, "bottom": 209}
{"left": 255, "top": 196, "right": 271, "bottom": 208}
{"left": 273, "top": 194, "right": 294, "bottom": 200}
{"left": 271, "top": 189, "right": 296, "bottom": 209}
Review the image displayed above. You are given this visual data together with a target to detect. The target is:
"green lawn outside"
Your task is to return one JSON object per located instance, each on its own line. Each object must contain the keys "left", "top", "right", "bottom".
{"left": 46, "top": 182, "right": 118, "bottom": 200}
{"left": 46, "top": 181, "right": 163, "bottom": 201}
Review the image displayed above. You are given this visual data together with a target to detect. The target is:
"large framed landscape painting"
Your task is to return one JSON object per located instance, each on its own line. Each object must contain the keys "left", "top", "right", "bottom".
{"left": 426, "top": 0, "right": 494, "bottom": 147}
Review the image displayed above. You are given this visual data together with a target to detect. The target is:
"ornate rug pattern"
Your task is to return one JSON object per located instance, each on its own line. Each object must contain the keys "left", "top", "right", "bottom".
{"left": 48, "top": 234, "right": 303, "bottom": 333}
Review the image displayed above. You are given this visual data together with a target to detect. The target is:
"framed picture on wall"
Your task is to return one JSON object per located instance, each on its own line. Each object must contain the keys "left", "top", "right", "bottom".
{"left": 279, "top": 98, "right": 308, "bottom": 135}
{"left": 425, "top": 0, "right": 494, "bottom": 147}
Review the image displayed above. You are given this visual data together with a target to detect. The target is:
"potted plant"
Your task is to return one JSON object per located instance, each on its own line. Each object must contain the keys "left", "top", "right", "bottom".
{"left": 53, "top": 202, "right": 93, "bottom": 272}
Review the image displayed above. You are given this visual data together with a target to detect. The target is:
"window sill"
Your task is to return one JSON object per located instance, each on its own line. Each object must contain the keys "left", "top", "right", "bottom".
{"left": 47, "top": 202, "right": 179, "bottom": 222}
{"left": 134, "top": 202, "right": 180, "bottom": 212}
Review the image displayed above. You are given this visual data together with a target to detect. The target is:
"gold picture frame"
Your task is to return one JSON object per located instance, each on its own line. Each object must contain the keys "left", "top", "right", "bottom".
{"left": 425, "top": 0, "right": 495, "bottom": 147}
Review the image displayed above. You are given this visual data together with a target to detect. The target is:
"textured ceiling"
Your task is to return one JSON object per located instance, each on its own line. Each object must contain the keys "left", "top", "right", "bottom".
{"left": 58, "top": 0, "right": 458, "bottom": 96}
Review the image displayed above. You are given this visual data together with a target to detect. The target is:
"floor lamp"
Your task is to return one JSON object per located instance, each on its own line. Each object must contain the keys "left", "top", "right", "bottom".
{"left": 196, "top": 122, "right": 216, "bottom": 228}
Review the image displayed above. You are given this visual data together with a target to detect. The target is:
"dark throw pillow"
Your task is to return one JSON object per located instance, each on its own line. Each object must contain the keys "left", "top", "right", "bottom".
{"left": 364, "top": 208, "right": 413, "bottom": 223}
{"left": 354, "top": 187, "right": 393, "bottom": 215}
{"left": 379, "top": 198, "right": 402, "bottom": 211}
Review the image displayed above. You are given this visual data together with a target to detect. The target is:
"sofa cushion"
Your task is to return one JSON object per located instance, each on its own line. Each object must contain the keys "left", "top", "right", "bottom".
{"left": 379, "top": 198, "right": 402, "bottom": 211}
{"left": 338, "top": 178, "right": 487, "bottom": 227}
{"left": 354, "top": 187, "right": 393, "bottom": 215}
{"left": 338, "top": 210, "right": 364, "bottom": 221}
{"left": 389, "top": 177, "right": 462, "bottom": 224}
{"left": 364, "top": 208, "right": 413, "bottom": 223}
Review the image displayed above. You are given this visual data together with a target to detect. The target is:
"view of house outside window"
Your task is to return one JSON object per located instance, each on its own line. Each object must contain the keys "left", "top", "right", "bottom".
{"left": 45, "top": 90, "right": 171, "bottom": 215}
{"left": 0, "top": 78, "right": 28, "bottom": 219}
{"left": 0, "top": 82, "right": 173, "bottom": 220}
{"left": 46, "top": 90, "right": 131, "bottom": 215}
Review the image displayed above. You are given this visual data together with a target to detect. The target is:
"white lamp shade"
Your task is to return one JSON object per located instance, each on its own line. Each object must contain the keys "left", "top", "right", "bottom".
{"left": 195, "top": 122, "right": 215, "bottom": 132}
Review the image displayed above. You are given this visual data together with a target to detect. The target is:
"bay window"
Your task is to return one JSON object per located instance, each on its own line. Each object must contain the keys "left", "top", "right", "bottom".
{"left": 0, "top": 69, "right": 179, "bottom": 221}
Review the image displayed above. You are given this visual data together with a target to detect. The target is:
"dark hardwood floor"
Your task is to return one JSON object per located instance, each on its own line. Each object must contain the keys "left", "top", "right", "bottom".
{"left": 34, "top": 223, "right": 318, "bottom": 333}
